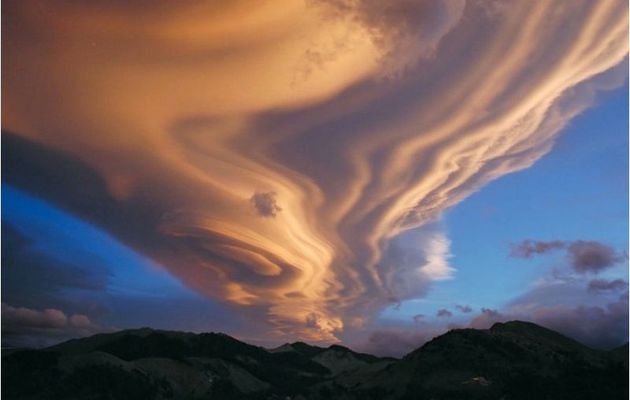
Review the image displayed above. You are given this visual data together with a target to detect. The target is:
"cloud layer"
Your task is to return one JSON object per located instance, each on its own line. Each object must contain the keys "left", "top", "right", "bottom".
{"left": 468, "top": 279, "right": 629, "bottom": 349}
{"left": 588, "top": 279, "right": 628, "bottom": 293}
{"left": 3, "top": 0, "right": 628, "bottom": 342}
{"left": 2, "top": 303, "right": 103, "bottom": 347}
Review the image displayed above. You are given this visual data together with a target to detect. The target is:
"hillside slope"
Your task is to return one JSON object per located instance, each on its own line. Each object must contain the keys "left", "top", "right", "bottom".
{"left": 2, "top": 321, "right": 627, "bottom": 400}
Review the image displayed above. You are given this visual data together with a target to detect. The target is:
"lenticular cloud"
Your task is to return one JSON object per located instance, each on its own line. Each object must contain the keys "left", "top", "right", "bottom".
{"left": 4, "top": 0, "right": 628, "bottom": 341}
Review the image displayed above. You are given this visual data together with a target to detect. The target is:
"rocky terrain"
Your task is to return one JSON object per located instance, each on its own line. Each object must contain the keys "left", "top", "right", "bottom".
{"left": 2, "top": 321, "right": 627, "bottom": 399}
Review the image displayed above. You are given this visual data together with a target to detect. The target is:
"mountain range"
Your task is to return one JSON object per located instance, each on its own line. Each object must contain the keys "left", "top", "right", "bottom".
{"left": 2, "top": 320, "right": 627, "bottom": 400}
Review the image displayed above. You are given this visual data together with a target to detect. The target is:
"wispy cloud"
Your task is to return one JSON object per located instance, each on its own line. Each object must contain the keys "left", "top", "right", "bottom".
{"left": 510, "top": 240, "right": 566, "bottom": 258}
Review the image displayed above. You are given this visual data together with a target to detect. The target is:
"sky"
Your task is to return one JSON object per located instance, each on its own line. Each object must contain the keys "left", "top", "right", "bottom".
{"left": 2, "top": 0, "right": 628, "bottom": 355}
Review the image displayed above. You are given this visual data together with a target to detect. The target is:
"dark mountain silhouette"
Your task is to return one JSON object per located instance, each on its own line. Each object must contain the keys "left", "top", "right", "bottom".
{"left": 2, "top": 321, "right": 627, "bottom": 399}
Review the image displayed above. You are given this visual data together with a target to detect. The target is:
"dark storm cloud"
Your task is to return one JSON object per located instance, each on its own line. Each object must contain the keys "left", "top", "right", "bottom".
{"left": 510, "top": 239, "right": 625, "bottom": 273}
{"left": 436, "top": 309, "right": 452, "bottom": 318}
{"left": 510, "top": 240, "right": 565, "bottom": 258}
{"left": 455, "top": 304, "right": 473, "bottom": 313}
{"left": 587, "top": 279, "right": 628, "bottom": 293}
{"left": 250, "top": 192, "right": 282, "bottom": 217}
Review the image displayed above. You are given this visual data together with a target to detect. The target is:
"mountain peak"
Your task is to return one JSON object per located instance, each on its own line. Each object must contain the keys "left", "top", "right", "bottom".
{"left": 288, "top": 341, "right": 326, "bottom": 357}
{"left": 490, "top": 320, "right": 588, "bottom": 352}
{"left": 490, "top": 319, "right": 551, "bottom": 332}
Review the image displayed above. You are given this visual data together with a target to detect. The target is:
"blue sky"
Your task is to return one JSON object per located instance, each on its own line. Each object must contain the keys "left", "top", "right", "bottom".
{"left": 381, "top": 83, "right": 629, "bottom": 326}
{"left": 2, "top": 186, "right": 240, "bottom": 335}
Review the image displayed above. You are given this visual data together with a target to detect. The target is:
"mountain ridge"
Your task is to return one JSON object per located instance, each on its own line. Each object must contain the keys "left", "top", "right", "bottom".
{"left": 3, "top": 320, "right": 628, "bottom": 400}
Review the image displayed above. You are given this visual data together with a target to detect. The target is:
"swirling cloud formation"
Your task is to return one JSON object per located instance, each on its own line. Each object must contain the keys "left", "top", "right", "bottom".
{"left": 3, "top": 0, "right": 628, "bottom": 341}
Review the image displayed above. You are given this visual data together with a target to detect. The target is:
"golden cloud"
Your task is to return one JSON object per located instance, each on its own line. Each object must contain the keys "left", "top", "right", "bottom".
{"left": 3, "top": 0, "right": 628, "bottom": 341}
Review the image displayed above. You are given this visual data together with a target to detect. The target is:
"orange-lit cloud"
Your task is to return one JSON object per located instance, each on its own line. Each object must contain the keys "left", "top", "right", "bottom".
{"left": 3, "top": 0, "right": 628, "bottom": 341}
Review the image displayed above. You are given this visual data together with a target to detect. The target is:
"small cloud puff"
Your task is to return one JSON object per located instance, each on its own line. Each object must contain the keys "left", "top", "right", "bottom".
{"left": 250, "top": 192, "right": 282, "bottom": 218}
{"left": 436, "top": 308, "right": 453, "bottom": 318}
{"left": 412, "top": 314, "right": 425, "bottom": 323}
{"left": 567, "top": 241, "right": 625, "bottom": 273}
{"left": 455, "top": 304, "right": 473, "bottom": 313}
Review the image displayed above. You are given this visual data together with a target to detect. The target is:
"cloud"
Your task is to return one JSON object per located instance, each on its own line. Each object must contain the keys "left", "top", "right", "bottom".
{"left": 455, "top": 304, "right": 473, "bottom": 313}
{"left": 436, "top": 309, "right": 453, "bottom": 318}
{"left": 510, "top": 240, "right": 565, "bottom": 258}
{"left": 588, "top": 279, "right": 628, "bottom": 293}
{"left": 371, "top": 225, "right": 453, "bottom": 321}
{"left": 1, "top": 303, "right": 104, "bottom": 348}
{"left": 250, "top": 192, "right": 282, "bottom": 218}
{"left": 567, "top": 241, "right": 625, "bottom": 273}
{"left": 3, "top": 0, "right": 628, "bottom": 342}
{"left": 470, "top": 301, "right": 629, "bottom": 349}
{"left": 526, "top": 295, "right": 629, "bottom": 349}
{"left": 318, "top": 0, "right": 466, "bottom": 75}
{"left": 510, "top": 239, "right": 625, "bottom": 273}
{"left": 412, "top": 314, "right": 425, "bottom": 323}
{"left": 469, "top": 308, "right": 503, "bottom": 329}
